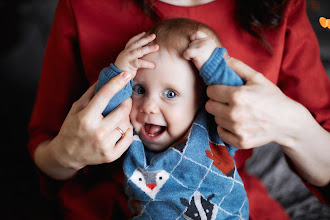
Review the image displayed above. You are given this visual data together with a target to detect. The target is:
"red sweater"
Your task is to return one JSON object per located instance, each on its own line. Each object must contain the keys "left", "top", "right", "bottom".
{"left": 28, "top": 0, "right": 330, "bottom": 219}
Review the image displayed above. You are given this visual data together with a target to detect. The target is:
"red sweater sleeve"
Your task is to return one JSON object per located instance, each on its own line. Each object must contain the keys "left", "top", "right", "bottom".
{"left": 28, "top": 0, "right": 88, "bottom": 197}
{"left": 28, "top": 0, "right": 88, "bottom": 156}
{"left": 278, "top": 1, "right": 330, "bottom": 204}
{"left": 278, "top": 1, "right": 330, "bottom": 131}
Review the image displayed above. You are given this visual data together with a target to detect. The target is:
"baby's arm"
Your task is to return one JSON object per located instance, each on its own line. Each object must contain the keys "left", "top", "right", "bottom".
{"left": 183, "top": 31, "right": 243, "bottom": 86}
{"left": 184, "top": 31, "right": 243, "bottom": 157}
{"left": 95, "top": 33, "right": 159, "bottom": 116}
{"left": 200, "top": 48, "right": 244, "bottom": 86}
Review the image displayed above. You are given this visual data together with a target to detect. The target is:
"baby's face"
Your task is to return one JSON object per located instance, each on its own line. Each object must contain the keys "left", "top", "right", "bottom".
{"left": 130, "top": 50, "right": 201, "bottom": 151}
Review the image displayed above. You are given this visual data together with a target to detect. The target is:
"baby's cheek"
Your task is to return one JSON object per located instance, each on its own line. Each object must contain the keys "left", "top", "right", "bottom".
{"left": 167, "top": 113, "right": 192, "bottom": 137}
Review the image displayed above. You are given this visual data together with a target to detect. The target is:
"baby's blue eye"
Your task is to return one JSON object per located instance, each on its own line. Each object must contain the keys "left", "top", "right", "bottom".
{"left": 133, "top": 85, "right": 145, "bottom": 94}
{"left": 163, "top": 89, "right": 177, "bottom": 99}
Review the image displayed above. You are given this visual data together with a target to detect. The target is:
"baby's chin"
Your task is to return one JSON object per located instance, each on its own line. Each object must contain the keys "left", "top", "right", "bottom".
{"left": 140, "top": 139, "right": 172, "bottom": 152}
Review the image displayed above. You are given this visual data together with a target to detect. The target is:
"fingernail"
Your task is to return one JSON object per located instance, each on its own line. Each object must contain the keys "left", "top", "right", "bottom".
{"left": 223, "top": 52, "right": 231, "bottom": 60}
{"left": 151, "top": 33, "right": 156, "bottom": 38}
{"left": 120, "top": 72, "right": 131, "bottom": 81}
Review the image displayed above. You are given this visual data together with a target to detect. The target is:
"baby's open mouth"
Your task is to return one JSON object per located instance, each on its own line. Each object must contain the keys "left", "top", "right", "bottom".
{"left": 144, "top": 123, "right": 167, "bottom": 137}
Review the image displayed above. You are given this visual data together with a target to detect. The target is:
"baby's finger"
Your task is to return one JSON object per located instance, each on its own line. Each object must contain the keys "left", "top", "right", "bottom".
{"left": 132, "top": 59, "right": 156, "bottom": 69}
{"left": 125, "top": 32, "right": 146, "bottom": 49}
{"left": 183, "top": 47, "right": 198, "bottom": 61}
{"left": 190, "top": 31, "right": 208, "bottom": 41}
{"left": 128, "top": 34, "right": 156, "bottom": 50}
{"left": 130, "top": 44, "right": 159, "bottom": 59}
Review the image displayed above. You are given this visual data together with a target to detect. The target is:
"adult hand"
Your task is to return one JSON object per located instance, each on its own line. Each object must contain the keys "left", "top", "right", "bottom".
{"left": 206, "top": 56, "right": 330, "bottom": 186}
{"left": 34, "top": 72, "right": 134, "bottom": 180}
{"left": 205, "top": 57, "right": 306, "bottom": 149}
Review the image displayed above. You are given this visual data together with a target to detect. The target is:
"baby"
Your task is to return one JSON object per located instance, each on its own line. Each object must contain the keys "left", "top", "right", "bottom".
{"left": 96, "top": 18, "right": 248, "bottom": 220}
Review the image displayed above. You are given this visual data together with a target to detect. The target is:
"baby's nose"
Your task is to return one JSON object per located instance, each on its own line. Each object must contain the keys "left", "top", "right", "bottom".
{"left": 140, "top": 97, "right": 159, "bottom": 115}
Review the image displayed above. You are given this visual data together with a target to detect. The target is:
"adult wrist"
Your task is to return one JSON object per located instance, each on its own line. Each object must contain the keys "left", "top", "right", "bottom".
{"left": 36, "top": 137, "right": 80, "bottom": 180}
{"left": 275, "top": 100, "right": 330, "bottom": 186}
{"left": 275, "top": 101, "right": 310, "bottom": 150}
{"left": 51, "top": 135, "right": 83, "bottom": 172}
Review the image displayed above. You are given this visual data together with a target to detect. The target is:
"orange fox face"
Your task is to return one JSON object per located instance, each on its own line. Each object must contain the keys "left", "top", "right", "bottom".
{"left": 205, "top": 141, "right": 235, "bottom": 178}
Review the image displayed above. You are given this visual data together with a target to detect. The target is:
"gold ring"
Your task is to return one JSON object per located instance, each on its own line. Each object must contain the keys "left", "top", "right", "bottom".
{"left": 116, "top": 127, "right": 125, "bottom": 138}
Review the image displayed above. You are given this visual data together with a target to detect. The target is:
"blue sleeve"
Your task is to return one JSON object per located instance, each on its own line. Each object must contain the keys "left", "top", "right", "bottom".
{"left": 200, "top": 48, "right": 243, "bottom": 156}
{"left": 200, "top": 48, "right": 244, "bottom": 86}
{"left": 95, "top": 63, "right": 133, "bottom": 116}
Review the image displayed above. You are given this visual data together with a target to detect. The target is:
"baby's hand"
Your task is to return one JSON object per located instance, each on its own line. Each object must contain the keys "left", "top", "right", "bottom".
{"left": 183, "top": 31, "right": 218, "bottom": 71}
{"left": 114, "top": 32, "right": 159, "bottom": 77}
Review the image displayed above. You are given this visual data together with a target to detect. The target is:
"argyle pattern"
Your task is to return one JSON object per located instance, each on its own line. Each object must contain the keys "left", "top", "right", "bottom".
{"left": 123, "top": 110, "right": 248, "bottom": 219}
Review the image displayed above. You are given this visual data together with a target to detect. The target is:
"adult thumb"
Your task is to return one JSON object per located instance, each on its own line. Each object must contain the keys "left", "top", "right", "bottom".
{"left": 225, "top": 57, "right": 261, "bottom": 82}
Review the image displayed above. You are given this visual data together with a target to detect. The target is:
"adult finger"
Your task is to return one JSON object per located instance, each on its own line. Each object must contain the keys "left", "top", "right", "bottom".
{"left": 217, "top": 125, "right": 238, "bottom": 148}
{"left": 71, "top": 82, "right": 97, "bottom": 113}
{"left": 206, "top": 84, "right": 237, "bottom": 103}
{"left": 111, "top": 126, "right": 133, "bottom": 161}
{"left": 214, "top": 116, "right": 237, "bottom": 134}
{"left": 103, "top": 98, "right": 132, "bottom": 128}
{"left": 225, "top": 57, "right": 263, "bottom": 82}
{"left": 85, "top": 72, "right": 132, "bottom": 116}
{"left": 217, "top": 125, "right": 265, "bottom": 149}
{"left": 205, "top": 99, "right": 232, "bottom": 119}
{"left": 104, "top": 120, "right": 132, "bottom": 149}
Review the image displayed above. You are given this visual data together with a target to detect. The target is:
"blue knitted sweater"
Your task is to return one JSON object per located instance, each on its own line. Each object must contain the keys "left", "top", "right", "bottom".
{"left": 95, "top": 48, "right": 249, "bottom": 219}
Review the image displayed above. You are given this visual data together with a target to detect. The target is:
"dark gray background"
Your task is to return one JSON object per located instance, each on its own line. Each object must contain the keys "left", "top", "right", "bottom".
{"left": 1, "top": 0, "right": 329, "bottom": 219}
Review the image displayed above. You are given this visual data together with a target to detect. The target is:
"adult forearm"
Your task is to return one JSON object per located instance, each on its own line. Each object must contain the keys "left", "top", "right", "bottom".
{"left": 279, "top": 104, "right": 330, "bottom": 187}
{"left": 34, "top": 139, "right": 79, "bottom": 180}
